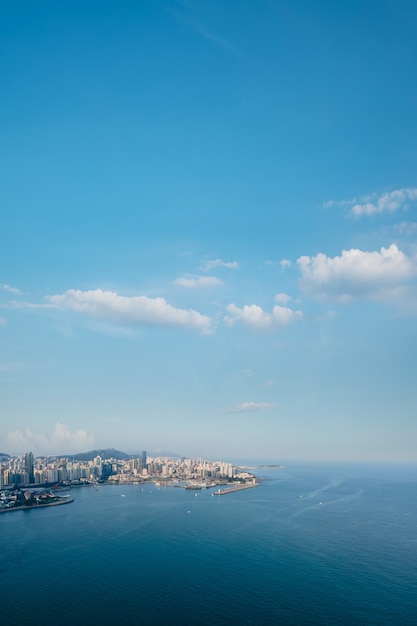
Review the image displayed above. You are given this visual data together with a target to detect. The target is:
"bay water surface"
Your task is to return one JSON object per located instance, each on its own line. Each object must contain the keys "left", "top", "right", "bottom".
{"left": 1, "top": 463, "right": 417, "bottom": 625}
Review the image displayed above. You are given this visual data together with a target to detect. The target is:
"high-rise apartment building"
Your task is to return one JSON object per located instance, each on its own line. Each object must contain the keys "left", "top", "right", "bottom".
{"left": 25, "top": 451, "right": 35, "bottom": 484}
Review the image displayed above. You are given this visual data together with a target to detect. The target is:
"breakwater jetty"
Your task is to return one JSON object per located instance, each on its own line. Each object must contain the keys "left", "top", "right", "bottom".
{"left": 214, "top": 483, "right": 259, "bottom": 496}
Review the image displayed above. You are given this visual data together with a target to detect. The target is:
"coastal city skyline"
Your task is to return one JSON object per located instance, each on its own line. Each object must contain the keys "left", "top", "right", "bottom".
{"left": 1, "top": 447, "right": 263, "bottom": 515}
{"left": 0, "top": 448, "right": 251, "bottom": 489}
{"left": 1, "top": 1, "right": 417, "bottom": 462}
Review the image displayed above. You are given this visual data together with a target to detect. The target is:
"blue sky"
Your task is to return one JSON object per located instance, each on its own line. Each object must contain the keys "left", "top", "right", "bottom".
{"left": 1, "top": 0, "right": 417, "bottom": 461}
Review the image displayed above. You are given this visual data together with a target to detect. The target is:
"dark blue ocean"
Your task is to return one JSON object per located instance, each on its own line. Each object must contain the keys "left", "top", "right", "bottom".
{"left": 1, "top": 463, "right": 417, "bottom": 625}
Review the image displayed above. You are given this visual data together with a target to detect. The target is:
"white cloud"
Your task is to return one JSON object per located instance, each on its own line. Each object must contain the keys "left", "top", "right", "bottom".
{"left": 18, "top": 289, "right": 213, "bottom": 334}
{"left": 228, "top": 401, "right": 275, "bottom": 413}
{"left": 1, "top": 283, "right": 21, "bottom": 294}
{"left": 297, "top": 244, "right": 415, "bottom": 301}
{"left": 175, "top": 276, "right": 223, "bottom": 289}
{"left": 273, "top": 305, "right": 302, "bottom": 324}
{"left": 200, "top": 259, "right": 239, "bottom": 271}
{"left": 261, "top": 379, "right": 275, "bottom": 388}
{"left": 0, "top": 316, "right": 7, "bottom": 325}
{"left": 6, "top": 422, "right": 95, "bottom": 455}
{"left": 225, "top": 303, "right": 271, "bottom": 329}
{"left": 280, "top": 259, "right": 292, "bottom": 268}
{"left": 225, "top": 302, "right": 302, "bottom": 329}
{"left": 274, "top": 292, "right": 291, "bottom": 304}
{"left": 325, "top": 187, "right": 417, "bottom": 217}
{"left": 352, "top": 188, "right": 417, "bottom": 216}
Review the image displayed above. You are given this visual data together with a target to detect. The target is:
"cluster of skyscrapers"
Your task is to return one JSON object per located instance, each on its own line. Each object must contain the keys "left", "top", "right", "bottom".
{"left": 0, "top": 450, "right": 145, "bottom": 487}
{"left": 0, "top": 450, "right": 242, "bottom": 488}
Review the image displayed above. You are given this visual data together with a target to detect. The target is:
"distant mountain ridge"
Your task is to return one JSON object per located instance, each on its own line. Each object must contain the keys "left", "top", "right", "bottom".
{"left": 60, "top": 448, "right": 131, "bottom": 462}
{"left": 1, "top": 449, "right": 182, "bottom": 461}
{"left": 65, "top": 449, "right": 181, "bottom": 461}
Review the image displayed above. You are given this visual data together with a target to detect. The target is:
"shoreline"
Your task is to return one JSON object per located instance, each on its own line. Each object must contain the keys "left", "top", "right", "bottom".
{"left": 0, "top": 497, "right": 74, "bottom": 514}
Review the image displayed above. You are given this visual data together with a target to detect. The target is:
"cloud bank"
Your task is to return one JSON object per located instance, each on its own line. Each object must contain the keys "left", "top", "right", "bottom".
{"left": 225, "top": 303, "right": 302, "bottom": 329}
{"left": 39, "top": 289, "right": 212, "bottom": 334}
{"left": 297, "top": 244, "right": 415, "bottom": 301}
{"left": 6, "top": 422, "right": 95, "bottom": 455}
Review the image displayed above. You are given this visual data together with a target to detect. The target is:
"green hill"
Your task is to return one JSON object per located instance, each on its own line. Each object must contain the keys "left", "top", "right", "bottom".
{"left": 62, "top": 448, "right": 130, "bottom": 462}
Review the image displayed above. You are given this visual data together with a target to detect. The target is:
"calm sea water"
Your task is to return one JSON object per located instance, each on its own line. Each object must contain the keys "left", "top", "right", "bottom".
{"left": 1, "top": 463, "right": 417, "bottom": 625}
